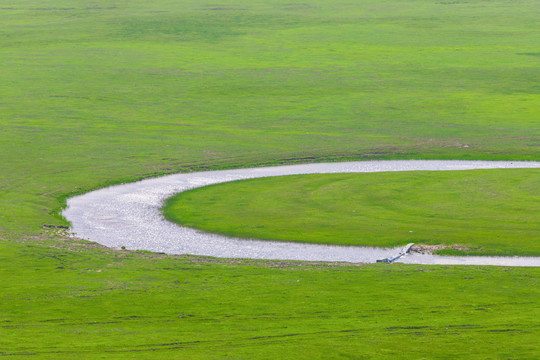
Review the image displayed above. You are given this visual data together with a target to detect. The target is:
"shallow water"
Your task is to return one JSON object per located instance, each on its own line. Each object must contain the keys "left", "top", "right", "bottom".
{"left": 63, "top": 160, "right": 540, "bottom": 266}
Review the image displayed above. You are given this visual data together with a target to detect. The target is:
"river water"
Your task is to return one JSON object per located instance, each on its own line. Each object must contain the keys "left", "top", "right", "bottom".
{"left": 63, "top": 160, "right": 540, "bottom": 266}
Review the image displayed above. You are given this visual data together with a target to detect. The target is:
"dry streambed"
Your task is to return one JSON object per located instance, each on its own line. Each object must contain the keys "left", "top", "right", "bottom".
{"left": 63, "top": 160, "right": 540, "bottom": 266}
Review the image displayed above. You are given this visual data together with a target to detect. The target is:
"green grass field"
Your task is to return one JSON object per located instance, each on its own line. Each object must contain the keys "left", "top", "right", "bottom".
{"left": 2, "top": 240, "right": 540, "bottom": 359}
{"left": 1, "top": 0, "right": 539, "bottom": 357}
{"left": 163, "top": 169, "right": 540, "bottom": 256}
{"left": 2, "top": 0, "right": 539, "bottom": 237}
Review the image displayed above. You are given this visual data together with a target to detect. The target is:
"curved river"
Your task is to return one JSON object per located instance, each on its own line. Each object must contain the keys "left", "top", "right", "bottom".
{"left": 63, "top": 160, "right": 540, "bottom": 266}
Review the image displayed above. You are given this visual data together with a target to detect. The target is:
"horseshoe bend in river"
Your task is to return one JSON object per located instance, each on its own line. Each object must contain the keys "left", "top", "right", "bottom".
{"left": 63, "top": 160, "right": 540, "bottom": 266}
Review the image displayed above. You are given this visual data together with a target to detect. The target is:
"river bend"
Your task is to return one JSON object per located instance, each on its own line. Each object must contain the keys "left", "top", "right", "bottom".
{"left": 63, "top": 160, "right": 540, "bottom": 266}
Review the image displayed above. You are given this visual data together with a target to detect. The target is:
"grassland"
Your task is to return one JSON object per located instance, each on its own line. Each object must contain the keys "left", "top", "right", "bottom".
{"left": 1, "top": 0, "right": 539, "bottom": 237}
{"left": 1, "top": 0, "right": 539, "bottom": 357}
{"left": 2, "top": 239, "right": 540, "bottom": 359}
{"left": 163, "top": 169, "right": 540, "bottom": 256}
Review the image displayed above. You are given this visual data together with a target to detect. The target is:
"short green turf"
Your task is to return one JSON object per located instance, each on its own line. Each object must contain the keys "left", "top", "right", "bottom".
{"left": 163, "top": 169, "right": 540, "bottom": 256}
{"left": 1, "top": 0, "right": 540, "bottom": 357}
{"left": 1, "top": 0, "right": 539, "bottom": 237}
{"left": 1, "top": 240, "right": 539, "bottom": 359}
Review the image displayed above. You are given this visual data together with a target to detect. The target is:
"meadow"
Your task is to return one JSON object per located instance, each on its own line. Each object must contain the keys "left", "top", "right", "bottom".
{"left": 164, "top": 169, "right": 540, "bottom": 256}
{"left": 2, "top": 239, "right": 539, "bottom": 359}
{"left": 1, "top": 0, "right": 539, "bottom": 357}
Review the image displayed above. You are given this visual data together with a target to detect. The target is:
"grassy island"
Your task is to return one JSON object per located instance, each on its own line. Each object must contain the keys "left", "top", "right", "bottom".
{"left": 164, "top": 169, "right": 540, "bottom": 256}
